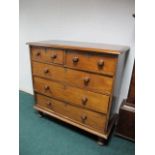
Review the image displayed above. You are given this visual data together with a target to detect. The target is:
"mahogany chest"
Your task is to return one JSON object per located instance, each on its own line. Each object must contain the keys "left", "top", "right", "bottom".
{"left": 27, "top": 40, "right": 129, "bottom": 145}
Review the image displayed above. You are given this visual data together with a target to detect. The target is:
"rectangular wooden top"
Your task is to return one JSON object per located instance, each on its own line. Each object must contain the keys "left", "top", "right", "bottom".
{"left": 27, "top": 40, "right": 129, "bottom": 55}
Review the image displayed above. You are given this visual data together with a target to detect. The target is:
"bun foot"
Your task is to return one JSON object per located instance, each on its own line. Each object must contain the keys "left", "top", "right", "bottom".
{"left": 97, "top": 137, "right": 106, "bottom": 146}
{"left": 37, "top": 111, "right": 44, "bottom": 118}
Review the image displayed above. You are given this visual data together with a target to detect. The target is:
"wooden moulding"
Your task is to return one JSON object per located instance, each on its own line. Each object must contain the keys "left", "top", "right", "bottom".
{"left": 27, "top": 40, "right": 129, "bottom": 55}
{"left": 34, "top": 104, "right": 118, "bottom": 139}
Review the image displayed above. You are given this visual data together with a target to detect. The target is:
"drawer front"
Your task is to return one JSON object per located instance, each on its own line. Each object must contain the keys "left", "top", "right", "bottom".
{"left": 31, "top": 46, "right": 64, "bottom": 64}
{"left": 32, "top": 61, "right": 113, "bottom": 94}
{"left": 36, "top": 94, "right": 106, "bottom": 131}
{"left": 31, "top": 46, "right": 46, "bottom": 62}
{"left": 45, "top": 48, "right": 64, "bottom": 64}
{"left": 32, "top": 61, "right": 64, "bottom": 82}
{"left": 65, "top": 51, "right": 117, "bottom": 75}
{"left": 34, "top": 77, "right": 110, "bottom": 114}
{"left": 64, "top": 68, "right": 113, "bottom": 94}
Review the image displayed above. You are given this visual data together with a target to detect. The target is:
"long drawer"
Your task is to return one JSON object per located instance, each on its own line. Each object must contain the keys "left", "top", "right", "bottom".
{"left": 32, "top": 61, "right": 113, "bottom": 94}
{"left": 36, "top": 94, "right": 106, "bottom": 132}
{"left": 34, "top": 77, "right": 110, "bottom": 114}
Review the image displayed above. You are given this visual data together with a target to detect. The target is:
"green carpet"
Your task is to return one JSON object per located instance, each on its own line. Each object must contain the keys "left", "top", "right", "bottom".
{"left": 19, "top": 91, "right": 135, "bottom": 155}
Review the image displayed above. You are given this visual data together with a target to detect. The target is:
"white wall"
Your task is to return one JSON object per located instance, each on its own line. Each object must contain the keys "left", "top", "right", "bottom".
{"left": 19, "top": 0, "right": 135, "bottom": 111}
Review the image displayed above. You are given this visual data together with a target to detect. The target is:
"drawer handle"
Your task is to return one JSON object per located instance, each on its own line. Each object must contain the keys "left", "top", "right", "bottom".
{"left": 47, "top": 101, "right": 52, "bottom": 107}
{"left": 72, "top": 56, "right": 79, "bottom": 63}
{"left": 97, "top": 59, "right": 104, "bottom": 67}
{"left": 35, "top": 51, "right": 41, "bottom": 56}
{"left": 44, "top": 68, "right": 49, "bottom": 74}
{"left": 81, "top": 97, "right": 88, "bottom": 105}
{"left": 83, "top": 77, "right": 90, "bottom": 85}
{"left": 81, "top": 115, "right": 87, "bottom": 123}
{"left": 44, "top": 85, "right": 50, "bottom": 91}
{"left": 51, "top": 54, "right": 57, "bottom": 59}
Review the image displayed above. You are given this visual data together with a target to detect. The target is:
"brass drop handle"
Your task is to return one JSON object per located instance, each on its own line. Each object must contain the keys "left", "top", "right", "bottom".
{"left": 97, "top": 59, "right": 104, "bottom": 67}
{"left": 72, "top": 56, "right": 79, "bottom": 63}
{"left": 44, "top": 85, "right": 50, "bottom": 91}
{"left": 81, "top": 115, "right": 87, "bottom": 122}
{"left": 35, "top": 51, "right": 41, "bottom": 56}
{"left": 44, "top": 68, "right": 49, "bottom": 74}
{"left": 83, "top": 77, "right": 90, "bottom": 85}
{"left": 81, "top": 97, "right": 88, "bottom": 105}
{"left": 51, "top": 54, "right": 57, "bottom": 59}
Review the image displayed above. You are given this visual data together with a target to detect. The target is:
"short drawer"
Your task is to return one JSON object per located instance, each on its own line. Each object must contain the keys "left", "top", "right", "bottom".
{"left": 36, "top": 94, "right": 106, "bottom": 131}
{"left": 32, "top": 61, "right": 113, "bottom": 94}
{"left": 34, "top": 77, "right": 110, "bottom": 114}
{"left": 32, "top": 61, "right": 64, "bottom": 82}
{"left": 31, "top": 46, "right": 64, "bottom": 65}
{"left": 45, "top": 48, "right": 64, "bottom": 64}
{"left": 31, "top": 46, "right": 46, "bottom": 62}
{"left": 65, "top": 50, "right": 117, "bottom": 75}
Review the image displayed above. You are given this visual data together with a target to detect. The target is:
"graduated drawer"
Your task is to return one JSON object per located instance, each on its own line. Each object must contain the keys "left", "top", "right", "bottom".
{"left": 65, "top": 50, "right": 117, "bottom": 76}
{"left": 31, "top": 46, "right": 64, "bottom": 65}
{"left": 32, "top": 61, "right": 113, "bottom": 94}
{"left": 36, "top": 94, "right": 106, "bottom": 132}
{"left": 34, "top": 77, "right": 110, "bottom": 114}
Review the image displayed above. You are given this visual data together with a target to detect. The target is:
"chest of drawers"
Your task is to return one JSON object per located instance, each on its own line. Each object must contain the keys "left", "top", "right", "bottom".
{"left": 28, "top": 40, "right": 129, "bottom": 145}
